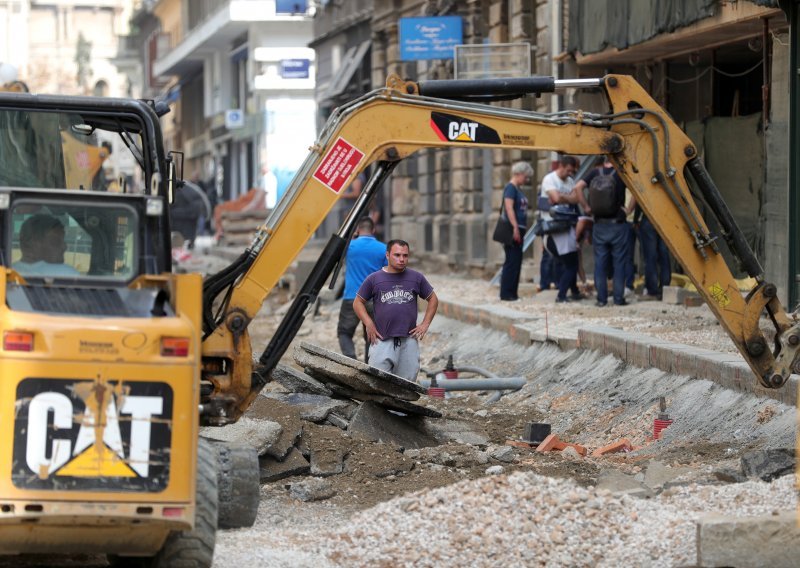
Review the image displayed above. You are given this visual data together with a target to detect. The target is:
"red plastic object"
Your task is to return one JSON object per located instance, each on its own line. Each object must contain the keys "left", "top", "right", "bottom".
{"left": 653, "top": 418, "right": 673, "bottom": 439}
{"left": 427, "top": 387, "right": 445, "bottom": 398}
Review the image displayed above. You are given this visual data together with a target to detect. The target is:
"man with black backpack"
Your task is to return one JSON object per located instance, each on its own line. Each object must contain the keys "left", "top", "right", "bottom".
{"left": 574, "top": 157, "right": 635, "bottom": 307}
{"left": 540, "top": 155, "right": 589, "bottom": 303}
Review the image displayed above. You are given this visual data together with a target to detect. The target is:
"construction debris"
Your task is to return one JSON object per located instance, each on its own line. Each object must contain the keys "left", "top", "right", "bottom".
{"left": 535, "top": 433, "right": 588, "bottom": 456}
{"left": 591, "top": 438, "right": 634, "bottom": 457}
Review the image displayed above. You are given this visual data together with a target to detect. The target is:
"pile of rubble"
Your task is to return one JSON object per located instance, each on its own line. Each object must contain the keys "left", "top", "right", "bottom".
{"left": 204, "top": 342, "right": 513, "bottom": 497}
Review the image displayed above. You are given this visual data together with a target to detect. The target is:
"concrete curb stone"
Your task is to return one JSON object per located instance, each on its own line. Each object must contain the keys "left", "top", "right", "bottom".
{"left": 437, "top": 298, "right": 798, "bottom": 406}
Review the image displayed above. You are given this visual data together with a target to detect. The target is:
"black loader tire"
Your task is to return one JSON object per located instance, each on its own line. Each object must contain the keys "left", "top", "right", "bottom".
{"left": 108, "top": 437, "right": 218, "bottom": 568}
{"left": 211, "top": 440, "right": 260, "bottom": 529}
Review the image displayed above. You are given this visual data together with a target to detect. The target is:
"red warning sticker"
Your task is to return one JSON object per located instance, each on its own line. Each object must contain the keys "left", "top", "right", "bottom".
{"left": 312, "top": 137, "right": 365, "bottom": 193}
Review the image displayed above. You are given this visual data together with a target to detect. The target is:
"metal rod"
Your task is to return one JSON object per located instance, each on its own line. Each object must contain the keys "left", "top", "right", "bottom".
{"left": 553, "top": 78, "right": 602, "bottom": 90}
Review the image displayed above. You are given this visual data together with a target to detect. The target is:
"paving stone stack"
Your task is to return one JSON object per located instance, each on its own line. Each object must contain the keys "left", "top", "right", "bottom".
{"left": 220, "top": 210, "right": 268, "bottom": 246}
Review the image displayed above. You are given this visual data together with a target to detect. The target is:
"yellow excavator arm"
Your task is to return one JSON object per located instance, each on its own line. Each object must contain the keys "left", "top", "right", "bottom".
{"left": 199, "top": 73, "right": 800, "bottom": 425}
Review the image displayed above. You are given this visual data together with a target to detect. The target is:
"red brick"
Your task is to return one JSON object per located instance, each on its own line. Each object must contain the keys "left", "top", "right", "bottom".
{"left": 591, "top": 438, "right": 632, "bottom": 457}
{"left": 506, "top": 439, "right": 535, "bottom": 449}
{"left": 536, "top": 434, "right": 564, "bottom": 452}
{"left": 562, "top": 442, "right": 588, "bottom": 456}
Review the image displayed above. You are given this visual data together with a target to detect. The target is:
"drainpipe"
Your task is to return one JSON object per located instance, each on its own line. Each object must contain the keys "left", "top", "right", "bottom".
{"left": 778, "top": 0, "right": 799, "bottom": 307}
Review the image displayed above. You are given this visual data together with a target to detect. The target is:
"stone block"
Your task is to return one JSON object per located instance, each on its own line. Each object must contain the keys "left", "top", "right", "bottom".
{"left": 740, "top": 448, "right": 795, "bottom": 481}
{"left": 347, "top": 401, "right": 438, "bottom": 449}
{"left": 625, "top": 336, "right": 667, "bottom": 368}
{"left": 200, "top": 417, "right": 282, "bottom": 457}
{"left": 661, "top": 285, "right": 699, "bottom": 305}
{"left": 649, "top": 342, "right": 697, "bottom": 376}
{"left": 289, "top": 477, "right": 336, "bottom": 502}
{"left": 310, "top": 446, "right": 348, "bottom": 477}
{"left": 489, "top": 2, "right": 507, "bottom": 26}
{"left": 509, "top": 0, "right": 533, "bottom": 16}
{"left": 259, "top": 447, "right": 310, "bottom": 482}
{"left": 510, "top": 12, "right": 533, "bottom": 41}
{"left": 488, "top": 25, "right": 508, "bottom": 45}
{"left": 696, "top": 512, "right": 800, "bottom": 568}
{"left": 246, "top": 397, "right": 304, "bottom": 460}
{"left": 692, "top": 351, "right": 744, "bottom": 384}
{"left": 510, "top": 322, "right": 534, "bottom": 345}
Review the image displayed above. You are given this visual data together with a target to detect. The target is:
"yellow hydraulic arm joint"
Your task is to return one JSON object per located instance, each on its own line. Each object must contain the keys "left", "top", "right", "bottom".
{"left": 200, "top": 73, "right": 799, "bottom": 425}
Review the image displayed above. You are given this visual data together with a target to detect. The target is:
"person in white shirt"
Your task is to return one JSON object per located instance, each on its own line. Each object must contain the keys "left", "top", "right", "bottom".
{"left": 540, "top": 155, "right": 588, "bottom": 302}
{"left": 13, "top": 214, "right": 80, "bottom": 277}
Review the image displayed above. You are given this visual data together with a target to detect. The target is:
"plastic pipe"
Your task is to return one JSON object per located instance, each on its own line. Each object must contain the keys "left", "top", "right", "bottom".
{"left": 418, "top": 377, "right": 525, "bottom": 391}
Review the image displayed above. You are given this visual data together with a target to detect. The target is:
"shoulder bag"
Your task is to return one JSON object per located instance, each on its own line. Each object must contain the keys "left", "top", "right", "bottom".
{"left": 492, "top": 203, "right": 515, "bottom": 245}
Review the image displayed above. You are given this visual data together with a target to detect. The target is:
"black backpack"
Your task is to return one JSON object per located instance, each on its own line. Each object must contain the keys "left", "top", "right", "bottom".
{"left": 588, "top": 172, "right": 619, "bottom": 217}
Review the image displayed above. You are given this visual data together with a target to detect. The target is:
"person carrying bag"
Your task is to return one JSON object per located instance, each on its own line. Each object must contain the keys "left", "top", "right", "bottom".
{"left": 497, "top": 161, "right": 532, "bottom": 301}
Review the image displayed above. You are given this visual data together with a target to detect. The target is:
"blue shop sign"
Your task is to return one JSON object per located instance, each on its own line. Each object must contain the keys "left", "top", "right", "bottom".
{"left": 399, "top": 16, "right": 462, "bottom": 61}
{"left": 276, "top": 0, "right": 307, "bottom": 14}
{"left": 280, "top": 59, "right": 310, "bottom": 79}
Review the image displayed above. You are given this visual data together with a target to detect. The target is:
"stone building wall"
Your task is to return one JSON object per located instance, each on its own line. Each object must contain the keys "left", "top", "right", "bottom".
{"left": 370, "top": 0, "right": 539, "bottom": 274}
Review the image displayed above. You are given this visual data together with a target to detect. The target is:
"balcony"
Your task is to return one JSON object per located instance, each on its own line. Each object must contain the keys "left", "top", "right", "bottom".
{"left": 154, "top": 0, "right": 312, "bottom": 78}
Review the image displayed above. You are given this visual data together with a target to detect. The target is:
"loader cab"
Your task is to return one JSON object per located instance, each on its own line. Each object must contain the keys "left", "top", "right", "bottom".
{"left": 0, "top": 93, "right": 173, "bottom": 280}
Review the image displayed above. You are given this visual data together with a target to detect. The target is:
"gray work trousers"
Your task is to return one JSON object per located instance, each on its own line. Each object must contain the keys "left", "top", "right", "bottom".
{"left": 369, "top": 337, "right": 420, "bottom": 381}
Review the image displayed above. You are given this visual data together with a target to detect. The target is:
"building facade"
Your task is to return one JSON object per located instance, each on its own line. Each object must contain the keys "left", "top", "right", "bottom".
{"left": 1, "top": 0, "right": 133, "bottom": 97}
{"left": 309, "top": 0, "right": 794, "bottom": 306}
{"left": 150, "top": 0, "right": 316, "bottom": 205}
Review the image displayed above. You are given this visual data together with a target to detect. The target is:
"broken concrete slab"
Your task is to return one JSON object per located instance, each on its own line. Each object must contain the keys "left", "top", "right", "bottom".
{"left": 271, "top": 364, "right": 333, "bottom": 396}
{"left": 310, "top": 445, "right": 348, "bottom": 477}
{"left": 295, "top": 342, "right": 424, "bottom": 400}
{"left": 265, "top": 392, "right": 356, "bottom": 423}
{"left": 740, "top": 448, "right": 795, "bottom": 481}
{"left": 247, "top": 397, "right": 304, "bottom": 460}
{"left": 596, "top": 471, "right": 654, "bottom": 498}
{"left": 642, "top": 460, "right": 694, "bottom": 490}
{"left": 305, "top": 379, "right": 442, "bottom": 417}
{"left": 200, "top": 416, "right": 282, "bottom": 456}
{"left": 422, "top": 418, "right": 490, "bottom": 446}
{"left": 347, "top": 401, "right": 438, "bottom": 449}
{"left": 259, "top": 447, "right": 310, "bottom": 482}
{"left": 696, "top": 512, "right": 800, "bottom": 568}
{"left": 289, "top": 477, "right": 336, "bottom": 502}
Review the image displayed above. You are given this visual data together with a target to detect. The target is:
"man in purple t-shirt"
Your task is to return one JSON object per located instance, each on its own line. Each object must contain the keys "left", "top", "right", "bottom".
{"left": 353, "top": 240, "right": 439, "bottom": 381}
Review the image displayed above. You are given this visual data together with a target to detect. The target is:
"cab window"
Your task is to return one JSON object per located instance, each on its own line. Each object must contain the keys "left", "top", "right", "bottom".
{"left": 10, "top": 202, "right": 137, "bottom": 280}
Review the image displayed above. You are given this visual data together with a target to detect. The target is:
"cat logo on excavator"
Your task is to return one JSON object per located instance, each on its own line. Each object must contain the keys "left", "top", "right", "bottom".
{"left": 12, "top": 378, "right": 173, "bottom": 491}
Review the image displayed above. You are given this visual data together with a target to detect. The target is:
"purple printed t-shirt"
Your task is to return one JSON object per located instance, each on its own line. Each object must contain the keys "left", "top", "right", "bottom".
{"left": 356, "top": 268, "right": 434, "bottom": 339}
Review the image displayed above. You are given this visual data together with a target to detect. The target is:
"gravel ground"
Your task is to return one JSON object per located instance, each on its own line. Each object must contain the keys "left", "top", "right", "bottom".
{"left": 315, "top": 472, "right": 796, "bottom": 568}
{"left": 177, "top": 250, "right": 795, "bottom": 568}
{"left": 211, "top": 270, "right": 797, "bottom": 568}
{"left": 215, "top": 471, "right": 795, "bottom": 568}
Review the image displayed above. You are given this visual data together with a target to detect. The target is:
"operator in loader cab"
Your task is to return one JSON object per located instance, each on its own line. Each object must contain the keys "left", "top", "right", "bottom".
{"left": 13, "top": 213, "right": 79, "bottom": 276}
